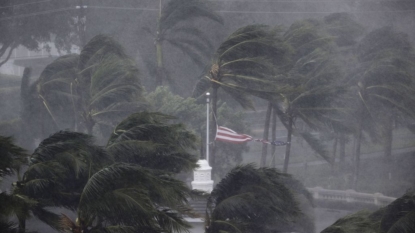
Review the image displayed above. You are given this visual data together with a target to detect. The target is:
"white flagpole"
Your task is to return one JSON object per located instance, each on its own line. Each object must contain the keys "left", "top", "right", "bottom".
{"left": 206, "top": 92, "right": 210, "bottom": 165}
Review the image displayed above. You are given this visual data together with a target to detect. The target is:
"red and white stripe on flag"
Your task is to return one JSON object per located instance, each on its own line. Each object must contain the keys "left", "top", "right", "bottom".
{"left": 215, "top": 126, "right": 253, "bottom": 144}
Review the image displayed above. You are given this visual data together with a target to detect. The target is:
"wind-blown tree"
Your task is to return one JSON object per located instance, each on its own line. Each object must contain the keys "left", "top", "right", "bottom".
{"left": 193, "top": 24, "right": 292, "bottom": 175}
{"left": 321, "top": 191, "right": 415, "bottom": 233}
{"left": 24, "top": 35, "right": 146, "bottom": 142}
{"left": 148, "top": 86, "right": 250, "bottom": 180}
{"left": 16, "top": 112, "right": 199, "bottom": 232}
{"left": 205, "top": 164, "right": 314, "bottom": 233}
{"left": 261, "top": 13, "right": 364, "bottom": 168}
{"left": 62, "top": 163, "right": 194, "bottom": 233}
{"left": 0, "top": 136, "right": 27, "bottom": 179}
{"left": 321, "top": 13, "right": 364, "bottom": 169}
{"left": 273, "top": 18, "right": 344, "bottom": 173}
{"left": 348, "top": 27, "right": 415, "bottom": 188}
{"left": 11, "top": 131, "right": 110, "bottom": 232}
{"left": 0, "top": 136, "right": 32, "bottom": 233}
{"left": 106, "top": 111, "right": 199, "bottom": 174}
{"left": 146, "top": 0, "right": 223, "bottom": 86}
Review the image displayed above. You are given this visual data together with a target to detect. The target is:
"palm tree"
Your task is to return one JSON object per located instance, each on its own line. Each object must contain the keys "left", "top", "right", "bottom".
{"left": 11, "top": 131, "right": 110, "bottom": 232}
{"left": 193, "top": 24, "right": 292, "bottom": 174}
{"left": 0, "top": 136, "right": 27, "bottom": 178}
{"left": 205, "top": 164, "right": 314, "bottom": 233}
{"left": 321, "top": 191, "right": 415, "bottom": 233}
{"left": 33, "top": 35, "right": 147, "bottom": 137}
{"left": 147, "top": 86, "right": 250, "bottom": 180}
{"left": 261, "top": 13, "right": 364, "bottom": 168}
{"left": 146, "top": 0, "right": 223, "bottom": 86}
{"left": 16, "top": 112, "right": 199, "bottom": 232}
{"left": 106, "top": 111, "right": 199, "bottom": 174}
{"left": 273, "top": 18, "right": 344, "bottom": 173}
{"left": 61, "top": 163, "right": 194, "bottom": 233}
{"left": 0, "top": 136, "right": 28, "bottom": 233}
{"left": 349, "top": 27, "right": 415, "bottom": 188}
{"left": 280, "top": 51, "right": 342, "bottom": 172}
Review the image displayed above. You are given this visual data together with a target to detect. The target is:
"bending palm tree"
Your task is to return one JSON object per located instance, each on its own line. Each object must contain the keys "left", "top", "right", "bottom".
{"left": 193, "top": 25, "right": 292, "bottom": 173}
{"left": 271, "top": 18, "right": 344, "bottom": 172}
{"left": 63, "top": 163, "right": 193, "bottom": 233}
{"left": 321, "top": 191, "right": 415, "bottom": 233}
{"left": 0, "top": 136, "right": 27, "bottom": 233}
{"left": 349, "top": 27, "right": 415, "bottom": 188}
{"left": 205, "top": 164, "right": 314, "bottom": 233}
{"left": 106, "top": 111, "right": 199, "bottom": 173}
{"left": 34, "top": 35, "right": 147, "bottom": 136}
{"left": 17, "top": 112, "right": 199, "bottom": 232}
{"left": 149, "top": 0, "right": 223, "bottom": 86}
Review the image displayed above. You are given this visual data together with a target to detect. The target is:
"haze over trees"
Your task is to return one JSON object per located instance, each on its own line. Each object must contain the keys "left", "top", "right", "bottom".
{"left": 0, "top": 0, "right": 78, "bottom": 68}
{"left": 1, "top": 0, "right": 415, "bottom": 232}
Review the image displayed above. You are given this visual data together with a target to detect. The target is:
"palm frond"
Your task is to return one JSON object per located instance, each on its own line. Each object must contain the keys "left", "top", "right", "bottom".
{"left": 299, "top": 132, "right": 331, "bottom": 164}
{"left": 208, "top": 164, "right": 301, "bottom": 233}
{"left": 321, "top": 211, "right": 377, "bottom": 233}
{"left": 0, "top": 136, "right": 27, "bottom": 177}
{"left": 192, "top": 75, "right": 211, "bottom": 99}
{"left": 165, "top": 38, "right": 207, "bottom": 68}
{"left": 31, "top": 207, "right": 63, "bottom": 231}
{"left": 79, "top": 35, "right": 128, "bottom": 71}
{"left": 78, "top": 163, "right": 192, "bottom": 232}
{"left": 160, "top": 0, "right": 223, "bottom": 33}
{"left": 107, "top": 112, "right": 198, "bottom": 173}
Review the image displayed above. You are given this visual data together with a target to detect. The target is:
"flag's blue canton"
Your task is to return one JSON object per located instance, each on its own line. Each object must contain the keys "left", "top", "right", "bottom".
{"left": 271, "top": 141, "right": 290, "bottom": 146}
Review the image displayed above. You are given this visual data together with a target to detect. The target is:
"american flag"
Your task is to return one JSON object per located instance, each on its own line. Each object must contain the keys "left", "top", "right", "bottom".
{"left": 215, "top": 126, "right": 253, "bottom": 144}
{"left": 215, "top": 126, "right": 289, "bottom": 146}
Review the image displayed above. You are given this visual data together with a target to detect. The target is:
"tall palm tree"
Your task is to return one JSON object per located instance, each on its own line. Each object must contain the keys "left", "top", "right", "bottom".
{"left": 147, "top": 0, "right": 223, "bottom": 86}
{"left": 262, "top": 13, "right": 364, "bottom": 168}
{"left": 273, "top": 18, "right": 344, "bottom": 173}
{"left": 278, "top": 48, "right": 343, "bottom": 173}
{"left": 205, "top": 164, "right": 314, "bottom": 233}
{"left": 193, "top": 24, "right": 292, "bottom": 174}
{"left": 33, "top": 35, "right": 147, "bottom": 137}
{"left": 349, "top": 27, "right": 415, "bottom": 188}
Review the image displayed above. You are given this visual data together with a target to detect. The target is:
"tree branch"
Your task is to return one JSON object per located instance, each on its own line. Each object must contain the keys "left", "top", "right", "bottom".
{"left": 0, "top": 44, "right": 16, "bottom": 67}
{"left": 0, "top": 42, "right": 12, "bottom": 57}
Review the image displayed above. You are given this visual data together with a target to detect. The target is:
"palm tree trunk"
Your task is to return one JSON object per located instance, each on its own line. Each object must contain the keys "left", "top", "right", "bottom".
{"left": 339, "top": 134, "right": 346, "bottom": 173}
{"left": 155, "top": 40, "right": 164, "bottom": 86}
{"left": 260, "top": 102, "right": 272, "bottom": 167}
{"left": 353, "top": 85, "right": 367, "bottom": 190}
{"left": 383, "top": 114, "right": 393, "bottom": 161}
{"left": 18, "top": 215, "right": 26, "bottom": 233}
{"left": 353, "top": 117, "right": 363, "bottom": 190}
{"left": 339, "top": 134, "right": 346, "bottom": 163}
{"left": 283, "top": 115, "right": 293, "bottom": 173}
{"left": 331, "top": 135, "right": 338, "bottom": 174}
{"left": 85, "top": 116, "right": 94, "bottom": 135}
{"left": 155, "top": 0, "right": 164, "bottom": 86}
{"left": 271, "top": 107, "right": 277, "bottom": 168}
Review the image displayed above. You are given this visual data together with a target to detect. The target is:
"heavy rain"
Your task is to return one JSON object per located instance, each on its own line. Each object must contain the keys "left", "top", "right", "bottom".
{"left": 1, "top": 0, "right": 415, "bottom": 233}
